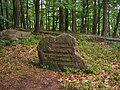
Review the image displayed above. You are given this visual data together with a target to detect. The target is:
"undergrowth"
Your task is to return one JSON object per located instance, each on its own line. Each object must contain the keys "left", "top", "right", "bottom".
{"left": 0, "top": 34, "right": 119, "bottom": 90}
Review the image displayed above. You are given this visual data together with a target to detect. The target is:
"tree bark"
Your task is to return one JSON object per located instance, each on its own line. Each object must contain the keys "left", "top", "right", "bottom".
{"left": 85, "top": 0, "right": 89, "bottom": 33}
{"left": 40, "top": 0, "right": 44, "bottom": 30}
{"left": 81, "top": 0, "right": 85, "bottom": 33}
{"left": 59, "top": 0, "right": 64, "bottom": 32}
{"left": 13, "top": 0, "right": 19, "bottom": 28}
{"left": 46, "top": 1, "right": 50, "bottom": 30}
{"left": 20, "top": 0, "right": 26, "bottom": 29}
{"left": 26, "top": 0, "right": 29, "bottom": 29}
{"left": 72, "top": 0, "right": 76, "bottom": 32}
{"left": 65, "top": 0, "right": 69, "bottom": 32}
{"left": 102, "top": 0, "right": 108, "bottom": 36}
{"left": 5, "top": 0, "right": 9, "bottom": 29}
{"left": 34, "top": 0, "right": 40, "bottom": 33}
{"left": 0, "top": 0, "right": 4, "bottom": 30}
{"left": 112, "top": 9, "right": 120, "bottom": 37}
{"left": 92, "top": 0, "right": 97, "bottom": 34}
{"left": 52, "top": 0, "right": 55, "bottom": 31}
{"left": 65, "top": 8, "right": 68, "bottom": 32}
{"left": 97, "top": 0, "right": 101, "bottom": 35}
{"left": 108, "top": 0, "right": 110, "bottom": 36}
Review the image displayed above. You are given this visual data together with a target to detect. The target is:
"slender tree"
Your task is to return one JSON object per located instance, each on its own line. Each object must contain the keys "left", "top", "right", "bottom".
{"left": 52, "top": 0, "right": 55, "bottom": 31}
{"left": 65, "top": 0, "right": 69, "bottom": 32}
{"left": 34, "top": 0, "right": 40, "bottom": 33}
{"left": 92, "top": 0, "right": 97, "bottom": 34}
{"left": 26, "top": 0, "right": 29, "bottom": 29}
{"left": 20, "top": 0, "right": 26, "bottom": 29}
{"left": 102, "top": 0, "right": 108, "bottom": 36}
{"left": 85, "top": 0, "right": 89, "bottom": 33}
{"left": 72, "top": 0, "right": 76, "bottom": 32}
{"left": 5, "top": 0, "right": 9, "bottom": 29}
{"left": 46, "top": 1, "right": 50, "bottom": 30}
{"left": 40, "top": 0, "right": 44, "bottom": 30}
{"left": 13, "top": 0, "right": 19, "bottom": 28}
{"left": 107, "top": 0, "right": 111, "bottom": 36}
{"left": 81, "top": 0, "right": 85, "bottom": 33}
{"left": 0, "top": 0, "right": 4, "bottom": 30}
{"left": 59, "top": 0, "right": 64, "bottom": 31}
{"left": 112, "top": 9, "right": 120, "bottom": 37}
{"left": 97, "top": 0, "right": 101, "bottom": 35}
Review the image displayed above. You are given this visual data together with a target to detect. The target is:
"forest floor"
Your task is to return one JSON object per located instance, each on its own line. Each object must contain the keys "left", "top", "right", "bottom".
{"left": 0, "top": 32, "right": 120, "bottom": 90}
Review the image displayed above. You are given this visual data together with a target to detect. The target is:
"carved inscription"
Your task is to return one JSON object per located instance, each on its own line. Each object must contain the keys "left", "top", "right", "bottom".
{"left": 37, "top": 33, "right": 88, "bottom": 71}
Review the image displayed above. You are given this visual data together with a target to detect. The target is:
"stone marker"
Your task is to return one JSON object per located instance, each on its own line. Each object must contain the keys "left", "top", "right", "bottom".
{"left": 37, "top": 33, "right": 88, "bottom": 71}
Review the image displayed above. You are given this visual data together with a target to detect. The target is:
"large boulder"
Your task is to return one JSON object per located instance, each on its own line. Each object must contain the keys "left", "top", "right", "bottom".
{"left": 37, "top": 33, "right": 88, "bottom": 71}
{"left": 0, "top": 29, "right": 31, "bottom": 40}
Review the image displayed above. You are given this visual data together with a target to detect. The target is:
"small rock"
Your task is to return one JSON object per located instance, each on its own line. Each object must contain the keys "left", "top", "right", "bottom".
{"left": 0, "top": 29, "right": 31, "bottom": 40}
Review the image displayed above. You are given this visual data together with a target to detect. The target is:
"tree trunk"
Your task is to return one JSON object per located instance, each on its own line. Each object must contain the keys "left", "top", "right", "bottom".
{"left": 0, "top": 0, "right": 4, "bottom": 30}
{"left": 65, "top": 0, "right": 68, "bottom": 32}
{"left": 13, "top": 0, "right": 19, "bottom": 28}
{"left": 65, "top": 8, "right": 68, "bottom": 32}
{"left": 85, "top": 0, "right": 89, "bottom": 33}
{"left": 102, "top": 0, "right": 108, "bottom": 36}
{"left": 20, "top": 0, "right": 26, "bottom": 29}
{"left": 59, "top": 0, "right": 64, "bottom": 32}
{"left": 5, "top": 0, "right": 9, "bottom": 29}
{"left": 26, "top": 0, "right": 29, "bottom": 29}
{"left": 52, "top": 0, "right": 55, "bottom": 31}
{"left": 34, "top": 0, "right": 40, "bottom": 33}
{"left": 40, "top": 0, "right": 44, "bottom": 30}
{"left": 46, "top": 1, "right": 50, "bottom": 30}
{"left": 72, "top": 0, "right": 76, "bottom": 32}
{"left": 92, "top": 0, "right": 97, "bottom": 34}
{"left": 81, "top": 0, "right": 85, "bottom": 33}
{"left": 46, "top": 1, "right": 48, "bottom": 30}
{"left": 112, "top": 9, "right": 120, "bottom": 37}
{"left": 108, "top": 6, "right": 110, "bottom": 36}
{"left": 97, "top": 0, "right": 101, "bottom": 35}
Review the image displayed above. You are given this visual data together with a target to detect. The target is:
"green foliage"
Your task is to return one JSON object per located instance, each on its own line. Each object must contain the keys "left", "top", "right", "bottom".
{"left": 40, "top": 65, "right": 49, "bottom": 69}
{"left": 62, "top": 80, "right": 77, "bottom": 89}
{"left": 77, "top": 82, "right": 89, "bottom": 90}
{"left": 0, "top": 39, "right": 16, "bottom": 46}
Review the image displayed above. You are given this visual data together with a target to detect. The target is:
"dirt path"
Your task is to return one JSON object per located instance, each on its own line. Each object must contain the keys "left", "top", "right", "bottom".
{"left": 0, "top": 70, "right": 66, "bottom": 90}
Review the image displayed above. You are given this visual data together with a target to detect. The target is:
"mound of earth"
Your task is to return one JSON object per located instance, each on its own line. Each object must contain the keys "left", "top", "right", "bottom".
{"left": 0, "top": 29, "right": 31, "bottom": 40}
